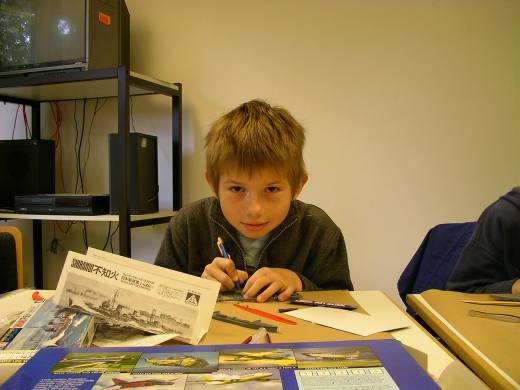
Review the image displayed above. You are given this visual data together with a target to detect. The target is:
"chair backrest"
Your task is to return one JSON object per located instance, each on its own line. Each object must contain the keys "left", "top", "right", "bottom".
{"left": 0, "top": 226, "right": 24, "bottom": 291}
{"left": 397, "top": 222, "right": 476, "bottom": 312}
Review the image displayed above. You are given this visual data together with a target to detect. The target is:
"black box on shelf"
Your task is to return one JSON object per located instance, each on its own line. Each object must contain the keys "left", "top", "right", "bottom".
{"left": 0, "top": 139, "right": 55, "bottom": 210}
{"left": 109, "top": 132, "right": 159, "bottom": 215}
{"left": 14, "top": 194, "right": 109, "bottom": 215}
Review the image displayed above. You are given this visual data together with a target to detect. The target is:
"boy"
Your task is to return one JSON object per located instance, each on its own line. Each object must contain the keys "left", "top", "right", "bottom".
{"left": 447, "top": 187, "right": 520, "bottom": 294}
{"left": 155, "top": 99, "right": 353, "bottom": 302}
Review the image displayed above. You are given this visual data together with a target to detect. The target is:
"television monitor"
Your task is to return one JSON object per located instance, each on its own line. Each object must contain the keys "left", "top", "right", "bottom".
{"left": 0, "top": 0, "right": 129, "bottom": 77}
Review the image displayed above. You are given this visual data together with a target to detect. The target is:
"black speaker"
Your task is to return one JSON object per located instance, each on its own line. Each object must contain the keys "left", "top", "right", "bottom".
{"left": 0, "top": 139, "right": 55, "bottom": 210}
{"left": 109, "top": 132, "right": 159, "bottom": 214}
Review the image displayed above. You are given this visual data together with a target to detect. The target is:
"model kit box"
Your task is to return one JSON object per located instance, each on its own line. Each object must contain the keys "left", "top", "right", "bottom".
{"left": 0, "top": 339, "right": 440, "bottom": 389}
{"left": 1, "top": 300, "right": 96, "bottom": 353}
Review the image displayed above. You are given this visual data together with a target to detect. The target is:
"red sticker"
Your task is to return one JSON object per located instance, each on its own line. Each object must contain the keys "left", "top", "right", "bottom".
{"left": 31, "top": 291, "right": 44, "bottom": 301}
{"left": 98, "top": 12, "right": 111, "bottom": 26}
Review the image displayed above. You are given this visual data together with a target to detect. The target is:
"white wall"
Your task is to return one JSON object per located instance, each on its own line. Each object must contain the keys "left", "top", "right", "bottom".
{"left": 2, "top": 0, "right": 520, "bottom": 305}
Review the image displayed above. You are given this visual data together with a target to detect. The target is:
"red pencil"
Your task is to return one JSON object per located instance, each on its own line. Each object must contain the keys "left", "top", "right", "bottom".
{"left": 233, "top": 304, "right": 297, "bottom": 325}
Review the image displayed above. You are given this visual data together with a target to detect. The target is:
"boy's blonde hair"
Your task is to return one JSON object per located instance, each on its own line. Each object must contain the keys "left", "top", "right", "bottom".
{"left": 205, "top": 99, "right": 306, "bottom": 194}
{"left": 206, "top": 99, "right": 305, "bottom": 194}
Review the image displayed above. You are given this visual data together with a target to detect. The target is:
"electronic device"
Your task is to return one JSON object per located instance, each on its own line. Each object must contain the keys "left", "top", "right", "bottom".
{"left": 0, "top": 0, "right": 129, "bottom": 77}
{"left": 0, "top": 139, "right": 55, "bottom": 210}
{"left": 14, "top": 194, "right": 110, "bottom": 215}
{"left": 109, "top": 132, "right": 159, "bottom": 214}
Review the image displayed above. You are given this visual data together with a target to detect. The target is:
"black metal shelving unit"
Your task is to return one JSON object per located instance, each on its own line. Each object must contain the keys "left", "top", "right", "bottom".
{"left": 0, "top": 67, "right": 182, "bottom": 289}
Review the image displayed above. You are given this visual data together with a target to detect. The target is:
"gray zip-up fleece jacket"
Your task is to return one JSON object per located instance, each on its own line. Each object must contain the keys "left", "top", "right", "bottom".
{"left": 155, "top": 197, "right": 353, "bottom": 291}
{"left": 447, "top": 187, "right": 520, "bottom": 293}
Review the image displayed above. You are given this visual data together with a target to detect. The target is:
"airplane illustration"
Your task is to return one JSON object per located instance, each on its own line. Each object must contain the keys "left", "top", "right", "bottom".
{"left": 301, "top": 351, "right": 361, "bottom": 360}
{"left": 144, "top": 355, "right": 209, "bottom": 368}
{"left": 201, "top": 372, "right": 272, "bottom": 384}
{"left": 58, "top": 355, "right": 131, "bottom": 371}
{"left": 101, "top": 376, "right": 179, "bottom": 389}
{"left": 223, "top": 350, "right": 290, "bottom": 361}
{"left": 62, "top": 355, "right": 131, "bottom": 364}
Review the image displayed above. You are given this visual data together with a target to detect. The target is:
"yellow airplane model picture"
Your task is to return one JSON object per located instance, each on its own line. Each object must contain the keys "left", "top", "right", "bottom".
{"left": 223, "top": 350, "right": 290, "bottom": 361}
{"left": 101, "top": 376, "right": 179, "bottom": 389}
{"left": 144, "top": 355, "right": 209, "bottom": 368}
{"left": 302, "top": 351, "right": 361, "bottom": 360}
{"left": 201, "top": 372, "right": 273, "bottom": 384}
{"left": 57, "top": 355, "right": 131, "bottom": 372}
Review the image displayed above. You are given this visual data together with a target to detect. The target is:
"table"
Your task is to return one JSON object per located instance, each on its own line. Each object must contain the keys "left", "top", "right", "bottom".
{"left": 0, "top": 289, "right": 485, "bottom": 388}
{"left": 407, "top": 289, "right": 520, "bottom": 390}
{"left": 201, "top": 290, "right": 390, "bottom": 345}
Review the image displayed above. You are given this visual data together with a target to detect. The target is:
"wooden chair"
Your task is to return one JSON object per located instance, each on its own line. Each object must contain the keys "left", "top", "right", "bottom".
{"left": 0, "top": 226, "right": 24, "bottom": 291}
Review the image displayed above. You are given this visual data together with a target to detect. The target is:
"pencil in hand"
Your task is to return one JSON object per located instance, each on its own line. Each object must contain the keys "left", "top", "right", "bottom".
{"left": 217, "top": 236, "right": 241, "bottom": 290}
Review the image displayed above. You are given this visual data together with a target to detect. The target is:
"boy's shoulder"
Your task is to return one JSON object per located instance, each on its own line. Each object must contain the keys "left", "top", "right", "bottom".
{"left": 287, "top": 200, "right": 343, "bottom": 240}
{"left": 497, "top": 187, "right": 520, "bottom": 214}
{"left": 292, "top": 200, "right": 337, "bottom": 224}
{"left": 481, "top": 187, "right": 520, "bottom": 223}
{"left": 183, "top": 196, "right": 216, "bottom": 210}
{"left": 172, "top": 197, "right": 217, "bottom": 221}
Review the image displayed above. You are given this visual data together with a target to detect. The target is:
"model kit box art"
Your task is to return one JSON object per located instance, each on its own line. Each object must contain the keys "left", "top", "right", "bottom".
{"left": 1, "top": 339, "right": 439, "bottom": 389}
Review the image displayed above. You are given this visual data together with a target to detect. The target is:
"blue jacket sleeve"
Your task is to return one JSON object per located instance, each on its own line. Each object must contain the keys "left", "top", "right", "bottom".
{"left": 447, "top": 200, "right": 520, "bottom": 293}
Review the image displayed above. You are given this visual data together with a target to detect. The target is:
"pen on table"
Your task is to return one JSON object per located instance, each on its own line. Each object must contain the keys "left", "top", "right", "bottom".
{"left": 278, "top": 308, "right": 298, "bottom": 313}
{"left": 217, "top": 236, "right": 241, "bottom": 290}
{"left": 289, "top": 298, "right": 357, "bottom": 310}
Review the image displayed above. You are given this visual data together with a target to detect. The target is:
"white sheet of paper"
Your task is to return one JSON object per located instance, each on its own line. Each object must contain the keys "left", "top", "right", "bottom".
{"left": 286, "top": 307, "right": 409, "bottom": 336}
{"left": 93, "top": 332, "right": 179, "bottom": 348}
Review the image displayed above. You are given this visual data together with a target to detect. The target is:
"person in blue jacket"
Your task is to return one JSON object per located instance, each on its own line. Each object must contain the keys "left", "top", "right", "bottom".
{"left": 447, "top": 187, "right": 520, "bottom": 294}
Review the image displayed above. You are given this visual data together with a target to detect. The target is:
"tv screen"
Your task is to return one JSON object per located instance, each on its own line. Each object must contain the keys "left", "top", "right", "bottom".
{"left": 0, "top": 0, "right": 86, "bottom": 75}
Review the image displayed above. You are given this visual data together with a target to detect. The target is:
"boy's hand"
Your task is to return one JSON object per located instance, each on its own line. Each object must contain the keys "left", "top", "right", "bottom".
{"left": 513, "top": 279, "right": 520, "bottom": 294}
{"left": 201, "top": 257, "right": 248, "bottom": 292}
{"left": 242, "top": 267, "right": 303, "bottom": 302}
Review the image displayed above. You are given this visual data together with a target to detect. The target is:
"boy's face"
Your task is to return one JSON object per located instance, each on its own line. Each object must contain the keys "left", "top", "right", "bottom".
{"left": 209, "top": 166, "right": 303, "bottom": 239}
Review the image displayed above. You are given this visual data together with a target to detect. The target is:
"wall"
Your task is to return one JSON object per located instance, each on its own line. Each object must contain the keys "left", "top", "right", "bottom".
{"left": 1, "top": 0, "right": 520, "bottom": 305}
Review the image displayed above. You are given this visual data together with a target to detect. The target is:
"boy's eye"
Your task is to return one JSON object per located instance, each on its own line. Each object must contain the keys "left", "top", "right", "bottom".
{"left": 229, "top": 186, "right": 243, "bottom": 193}
{"left": 266, "top": 186, "right": 280, "bottom": 193}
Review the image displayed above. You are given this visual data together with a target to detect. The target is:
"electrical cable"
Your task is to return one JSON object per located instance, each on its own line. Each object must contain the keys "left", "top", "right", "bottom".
{"left": 82, "top": 221, "right": 89, "bottom": 248}
{"left": 73, "top": 100, "right": 80, "bottom": 193}
{"left": 109, "top": 224, "right": 120, "bottom": 253}
{"left": 50, "top": 102, "right": 67, "bottom": 193}
{"left": 83, "top": 98, "right": 107, "bottom": 175}
{"left": 11, "top": 105, "right": 20, "bottom": 139}
{"left": 72, "top": 99, "right": 88, "bottom": 246}
{"left": 77, "top": 100, "right": 86, "bottom": 194}
{"left": 129, "top": 96, "right": 136, "bottom": 132}
{"left": 22, "top": 105, "right": 31, "bottom": 138}
{"left": 50, "top": 101, "right": 74, "bottom": 243}
{"left": 102, "top": 222, "right": 112, "bottom": 251}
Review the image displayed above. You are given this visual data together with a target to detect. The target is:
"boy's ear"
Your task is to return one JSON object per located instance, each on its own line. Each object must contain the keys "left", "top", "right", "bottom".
{"left": 204, "top": 171, "right": 218, "bottom": 197}
{"left": 293, "top": 172, "right": 309, "bottom": 199}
